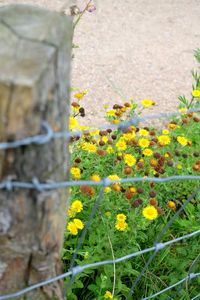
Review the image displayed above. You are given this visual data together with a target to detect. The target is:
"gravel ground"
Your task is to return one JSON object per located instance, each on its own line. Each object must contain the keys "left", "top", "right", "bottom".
{"left": 1, "top": 0, "right": 200, "bottom": 127}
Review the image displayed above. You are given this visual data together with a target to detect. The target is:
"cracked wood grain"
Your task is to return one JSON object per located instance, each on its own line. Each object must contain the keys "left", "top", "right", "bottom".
{"left": 0, "top": 5, "right": 72, "bottom": 299}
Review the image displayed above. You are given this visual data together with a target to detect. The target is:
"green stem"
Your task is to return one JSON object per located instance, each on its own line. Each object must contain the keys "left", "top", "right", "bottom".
{"left": 73, "top": 0, "right": 93, "bottom": 30}
{"left": 188, "top": 96, "right": 194, "bottom": 109}
{"left": 101, "top": 215, "right": 116, "bottom": 298}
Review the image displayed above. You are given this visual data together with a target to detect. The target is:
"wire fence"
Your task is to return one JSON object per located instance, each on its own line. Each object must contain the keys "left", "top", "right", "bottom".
{"left": 0, "top": 107, "right": 200, "bottom": 300}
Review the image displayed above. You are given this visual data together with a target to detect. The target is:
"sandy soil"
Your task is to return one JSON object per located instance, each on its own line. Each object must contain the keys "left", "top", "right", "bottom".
{"left": 1, "top": 0, "right": 200, "bottom": 127}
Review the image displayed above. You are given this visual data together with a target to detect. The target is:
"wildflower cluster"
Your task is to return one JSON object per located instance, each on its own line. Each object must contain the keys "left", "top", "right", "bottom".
{"left": 64, "top": 50, "right": 200, "bottom": 299}
{"left": 115, "top": 213, "right": 128, "bottom": 231}
{"left": 67, "top": 200, "right": 84, "bottom": 235}
{"left": 69, "top": 97, "right": 200, "bottom": 229}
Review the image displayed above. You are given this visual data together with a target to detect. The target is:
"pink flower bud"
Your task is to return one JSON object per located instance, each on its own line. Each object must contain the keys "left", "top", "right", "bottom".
{"left": 87, "top": 4, "right": 96, "bottom": 13}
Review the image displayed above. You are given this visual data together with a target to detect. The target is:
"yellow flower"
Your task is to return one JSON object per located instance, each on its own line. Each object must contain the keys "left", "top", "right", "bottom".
{"left": 120, "top": 107, "right": 126, "bottom": 113}
{"left": 106, "top": 110, "right": 116, "bottom": 117}
{"left": 70, "top": 167, "right": 81, "bottom": 179}
{"left": 102, "top": 136, "right": 108, "bottom": 143}
{"left": 157, "top": 135, "right": 171, "bottom": 146}
{"left": 67, "top": 208, "right": 74, "bottom": 218}
{"left": 139, "top": 129, "right": 149, "bottom": 136}
{"left": 142, "top": 148, "right": 153, "bottom": 156}
{"left": 141, "top": 99, "right": 155, "bottom": 107}
{"left": 164, "top": 153, "right": 170, "bottom": 158}
{"left": 150, "top": 159, "right": 157, "bottom": 167}
{"left": 67, "top": 222, "right": 78, "bottom": 235}
{"left": 73, "top": 219, "right": 84, "bottom": 230}
{"left": 177, "top": 136, "right": 188, "bottom": 146}
{"left": 69, "top": 116, "right": 79, "bottom": 130}
{"left": 91, "top": 174, "right": 101, "bottom": 181}
{"left": 122, "top": 132, "right": 136, "bottom": 141}
{"left": 74, "top": 90, "right": 87, "bottom": 100}
{"left": 80, "top": 125, "right": 89, "bottom": 131}
{"left": 129, "top": 187, "right": 137, "bottom": 193}
{"left": 115, "top": 221, "right": 128, "bottom": 231}
{"left": 116, "top": 139, "right": 127, "bottom": 151}
{"left": 112, "top": 184, "right": 121, "bottom": 192}
{"left": 108, "top": 175, "right": 121, "bottom": 190}
{"left": 168, "top": 123, "right": 178, "bottom": 130}
{"left": 117, "top": 152, "right": 123, "bottom": 156}
{"left": 117, "top": 213, "right": 126, "bottom": 222}
{"left": 90, "top": 129, "right": 100, "bottom": 136}
{"left": 177, "top": 164, "right": 182, "bottom": 170}
{"left": 74, "top": 93, "right": 84, "bottom": 99}
{"left": 104, "top": 187, "right": 111, "bottom": 193}
{"left": 124, "top": 154, "right": 136, "bottom": 166}
{"left": 71, "top": 105, "right": 79, "bottom": 113}
{"left": 112, "top": 119, "right": 120, "bottom": 124}
{"left": 129, "top": 104, "right": 134, "bottom": 109}
{"left": 71, "top": 200, "right": 83, "bottom": 213}
{"left": 130, "top": 125, "right": 136, "bottom": 131}
{"left": 138, "top": 138, "right": 150, "bottom": 148}
{"left": 192, "top": 89, "right": 200, "bottom": 98}
{"left": 162, "top": 129, "right": 169, "bottom": 135}
{"left": 107, "top": 146, "right": 114, "bottom": 154}
{"left": 142, "top": 206, "right": 158, "bottom": 220}
{"left": 108, "top": 174, "right": 120, "bottom": 181}
{"left": 179, "top": 108, "right": 187, "bottom": 113}
{"left": 82, "top": 142, "right": 97, "bottom": 153}
{"left": 104, "top": 291, "right": 113, "bottom": 299}
{"left": 167, "top": 201, "right": 176, "bottom": 210}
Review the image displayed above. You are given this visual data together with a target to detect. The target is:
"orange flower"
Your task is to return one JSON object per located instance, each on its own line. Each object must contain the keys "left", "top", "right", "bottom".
{"left": 80, "top": 185, "right": 95, "bottom": 197}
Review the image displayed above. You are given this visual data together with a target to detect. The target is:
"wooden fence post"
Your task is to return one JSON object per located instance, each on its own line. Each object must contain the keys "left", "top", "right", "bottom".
{"left": 0, "top": 5, "right": 72, "bottom": 299}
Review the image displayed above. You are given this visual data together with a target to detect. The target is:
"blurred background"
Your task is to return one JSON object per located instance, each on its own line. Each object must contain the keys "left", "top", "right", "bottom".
{"left": 1, "top": 0, "right": 200, "bottom": 126}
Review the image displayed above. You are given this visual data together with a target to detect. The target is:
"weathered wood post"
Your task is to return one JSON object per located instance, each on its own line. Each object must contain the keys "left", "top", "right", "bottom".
{"left": 0, "top": 5, "right": 72, "bottom": 299}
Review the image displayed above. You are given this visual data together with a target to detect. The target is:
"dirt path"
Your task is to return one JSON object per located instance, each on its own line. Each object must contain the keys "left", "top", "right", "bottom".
{"left": 1, "top": 0, "right": 200, "bottom": 126}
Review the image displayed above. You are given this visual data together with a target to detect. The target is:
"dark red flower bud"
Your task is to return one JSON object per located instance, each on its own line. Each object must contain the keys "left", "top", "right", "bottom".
{"left": 99, "top": 130, "right": 108, "bottom": 136}
{"left": 149, "top": 198, "right": 158, "bottom": 206}
{"left": 132, "top": 200, "right": 140, "bottom": 208}
{"left": 175, "top": 150, "right": 181, "bottom": 156}
{"left": 167, "top": 160, "right": 174, "bottom": 167}
{"left": 99, "top": 141, "right": 105, "bottom": 146}
{"left": 154, "top": 152, "right": 161, "bottom": 159}
{"left": 74, "top": 157, "right": 81, "bottom": 163}
{"left": 124, "top": 102, "right": 131, "bottom": 107}
{"left": 125, "top": 191, "right": 134, "bottom": 200}
{"left": 157, "top": 207, "right": 164, "bottom": 215}
{"left": 193, "top": 152, "right": 199, "bottom": 157}
{"left": 111, "top": 135, "right": 117, "bottom": 140}
{"left": 193, "top": 117, "right": 199, "bottom": 122}
{"left": 149, "top": 190, "right": 156, "bottom": 198}
{"left": 137, "top": 187, "right": 144, "bottom": 194}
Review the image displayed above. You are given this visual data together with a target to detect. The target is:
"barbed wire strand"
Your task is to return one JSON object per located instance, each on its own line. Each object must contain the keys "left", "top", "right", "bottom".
{"left": 0, "top": 175, "right": 200, "bottom": 191}
{"left": 0, "top": 106, "right": 200, "bottom": 150}
{"left": 0, "top": 229, "right": 199, "bottom": 300}
{"left": 125, "top": 186, "right": 200, "bottom": 300}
